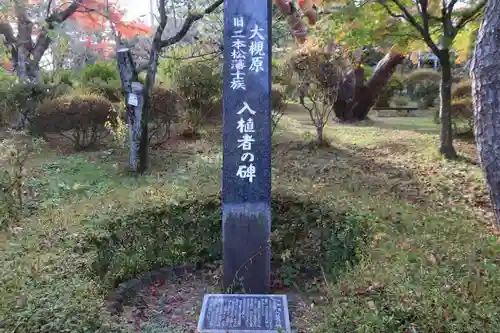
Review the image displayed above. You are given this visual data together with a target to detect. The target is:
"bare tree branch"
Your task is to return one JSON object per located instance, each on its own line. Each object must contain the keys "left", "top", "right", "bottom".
{"left": 454, "top": 0, "right": 486, "bottom": 32}
{"left": 0, "top": 22, "right": 17, "bottom": 45}
{"left": 14, "top": 0, "right": 34, "bottom": 52}
{"left": 378, "top": 0, "right": 439, "bottom": 54}
{"left": 447, "top": 0, "right": 460, "bottom": 13}
{"left": 46, "top": 0, "right": 54, "bottom": 18}
{"left": 32, "top": 1, "right": 81, "bottom": 64}
{"left": 416, "top": 0, "right": 430, "bottom": 38}
{"left": 159, "top": 0, "right": 224, "bottom": 48}
{"left": 378, "top": 1, "right": 404, "bottom": 19}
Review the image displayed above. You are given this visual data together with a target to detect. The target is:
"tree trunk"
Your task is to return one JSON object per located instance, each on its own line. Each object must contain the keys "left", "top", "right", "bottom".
{"left": 470, "top": 0, "right": 500, "bottom": 226}
{"left": 334, "top": 52, "right": 405, "bottom": 122}
{"left": 316, "top": 125, "right": 324, "bottom": 144}
{"left": 438, "top": 49, "right": 457, "bottom": 159}
{"left": 139, "top": 47, "right": 160, "bottom": 174}
{"left": 116, "top": 47, "right": 143, "bottom": 173}
{"left": 13, "top": 58, "right": 41, "bottom": 130}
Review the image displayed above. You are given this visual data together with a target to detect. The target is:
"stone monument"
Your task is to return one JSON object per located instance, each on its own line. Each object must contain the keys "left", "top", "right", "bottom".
{"left": 198, "top": 2, "right": 292, "bottom": 331}
{"left": 221, "top": 0, "right": 272, "bottom": 293}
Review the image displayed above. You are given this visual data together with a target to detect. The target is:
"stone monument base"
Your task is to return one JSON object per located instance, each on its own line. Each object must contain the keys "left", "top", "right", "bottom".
{"left": 197, "top": 294, "right": 291, "bottom": 333}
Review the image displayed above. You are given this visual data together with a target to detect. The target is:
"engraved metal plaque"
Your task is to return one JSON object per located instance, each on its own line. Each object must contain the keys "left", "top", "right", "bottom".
{"left": 197, "top": 294, "right": 291, "bottom": 333}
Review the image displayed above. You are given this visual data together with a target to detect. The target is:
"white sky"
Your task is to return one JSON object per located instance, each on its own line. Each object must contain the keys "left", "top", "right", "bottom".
{"left": 120, "top": 0, "right": 154, "bottom": 23}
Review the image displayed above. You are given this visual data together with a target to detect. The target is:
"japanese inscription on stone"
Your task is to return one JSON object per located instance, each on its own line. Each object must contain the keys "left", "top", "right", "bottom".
{"left": 198, "top": 294, "right": 291, "bottom": 332}
{"left": 230, "top": 16, "right": 247, "bottom": 91}
{"left": 227, "top": 16, "right": 269, "bottom": 186}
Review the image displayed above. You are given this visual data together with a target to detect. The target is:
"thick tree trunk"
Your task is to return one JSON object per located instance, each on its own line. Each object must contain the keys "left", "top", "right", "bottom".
{"left": 470, "top": 0, "right": 500, "bottom": 226}
{"left": 139, "top": 48, "right": 160, "bottom": 174}
{"left": 13, "top": 59, "right": 41, "bottom": 130}
{"left": 334, "top": 52, "right": 405, "bottom": 122}
{"left": 438, "top": 50, "right": 457, "bottom": 159}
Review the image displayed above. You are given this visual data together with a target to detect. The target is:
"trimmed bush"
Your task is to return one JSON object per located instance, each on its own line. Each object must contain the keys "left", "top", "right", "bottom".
{"left": 405, "top": 68, "right": 441, "bottom": 84}
{"left": 172, "top": 60, "right": 222, "bottom": 135}
{"left": 451, "top": 97, "right": 473, "bottom": 134}
{"left": 149, "top": 87, "right": 184, "bottom": 145}
{"left": 81, "top": 62, "right": 119, "bottom": 83}
{"left": 30, "top": 93, "right": 116, "bottom": 150}
{"left": 452, "top": 80, "right": 472, "bottom": 100}
{"left": 80, "top": 62, "right": 122, "bottom": 102}
{"left": 272, "top": 59, "right": 293, "bottom": 86}
{"left": 375, "top": 74, "right": 404, "bottom": 108}
{"left": 173, "top": 60, "right": 222, "bottom": 112}
{"left": 83, "top": 78, "right": 123, "bottom": 103}
{"left": 405, "top": 69, "right": 441, "bottom": 109}
{"left": 392, "top": 95, "right": 410, "bottom": 107}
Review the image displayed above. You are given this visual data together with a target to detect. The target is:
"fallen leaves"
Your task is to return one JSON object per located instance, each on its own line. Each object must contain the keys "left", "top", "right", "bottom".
{"left": 398, "top": 241, "right": 411, "bottom": 249}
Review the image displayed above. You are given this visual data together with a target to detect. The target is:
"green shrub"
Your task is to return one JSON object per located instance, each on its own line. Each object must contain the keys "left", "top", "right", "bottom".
{"left": 271, "top": 87, "right": 287, "bottom": 135}
{"left": 452, "top": 97, "right": 473, "bottom": 134}
{"left": 363, "top": 65, "right": 374, "bottom": 81}
{"left": 405, "top": 69, "right": 441, "bottom": 109}
{"left": 81, "top": 62, "right": 119, "bottom": 83}
{"left": 392, "top": 94, "right": 410, "bottom": 107}
{"left": 87, "top": 193, "right": 368, "bottom": 289}
{"left": 149, "top": 87, "right": 184, "bottom": 145}
{"left": 6, "top": 82, "right": 71, "bottom": 119}
{"left": 30, "top": 93, "right": 116, "bottom": 150}
{"left": 157, "top": 57, "right": 180, "bottom": 85}
{"left": 82, "top": 78, "right": 123, "bottom": 103}
{"left": 42, "top": 69, "right": 75, "bottom": 87}
{"left": 0, "top": 138, "right": 43, "bottom": 229}
{"left": 452, "top": 80, "right": 472, "bottom": 100}
{"left": 1, "top": 260, "right": 110, "bottom": 333}
{"left": 375, "top": 74, "right": 404, "bottom": 108}
{"left": 172, "top": 60, "right": 222, "bottom": 135}
{"left": 0, "top": 70, "right": 17, "bottom": 124}
{"left": 81, "top": 62, "right": 122, "bottom": 102}
{"left": 173, "top": 60, "right": 222, "bottom": 110}
{"left": 272, "top": 59, "right": 292, "bottom": 86}
{"left": 405, "top": 68, "right": 441, "bottom": 84}
{"left": 0, "top": 70, "right": 74, "bottom": 126}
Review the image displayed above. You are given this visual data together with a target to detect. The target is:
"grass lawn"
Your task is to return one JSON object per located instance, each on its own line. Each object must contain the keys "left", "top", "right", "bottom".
{"left": 1, "top": 107, "right": 499, "bottom": 333}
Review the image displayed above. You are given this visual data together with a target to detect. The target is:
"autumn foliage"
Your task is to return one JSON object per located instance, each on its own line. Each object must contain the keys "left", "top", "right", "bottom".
{"left": 274, "top": 0, "right": 322, "bottom": 43}
{"left": 67, "top": 0, "right": 151, "bottom": 38}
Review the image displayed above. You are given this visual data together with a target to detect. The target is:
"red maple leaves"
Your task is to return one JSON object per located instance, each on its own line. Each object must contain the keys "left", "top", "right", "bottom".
{"left": 67, "top": 0, "right": 152, "bottom": 38}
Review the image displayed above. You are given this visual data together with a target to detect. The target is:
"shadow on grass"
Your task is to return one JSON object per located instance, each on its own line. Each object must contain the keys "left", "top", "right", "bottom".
{"left": 351, "top": 116, "right": 439, "bottom": 134}
{"left": 273, "top": 138, "right": 424, "bottom": 204}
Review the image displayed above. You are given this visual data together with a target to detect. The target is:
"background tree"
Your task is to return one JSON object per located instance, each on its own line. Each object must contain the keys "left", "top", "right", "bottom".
{"left": 0, "top": 0, "right": 79, "bottom": 127}
{"left": 294, "top": 48, "right": 345, "bottom": 144}
{"left": 373, "top": 0, "right": 485, "bottom": 158}
{"left": 470, "top": 0, "right": 500, "bottom": 226}
{"left": 0, "top": 0, "right": 149, "bottom": 128}
{"left": 79, "top": 0, "right": 224, "bottom": 173}
{"left": 279, "top": 1, "right": 408, "bottom": 122}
